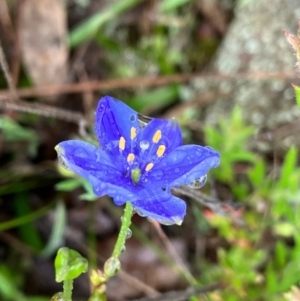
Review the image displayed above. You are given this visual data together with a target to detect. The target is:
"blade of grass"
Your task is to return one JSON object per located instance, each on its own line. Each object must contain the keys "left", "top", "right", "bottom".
{"left": 0, "top": 201, "right": 54, "bottom": 232}
{"left": 0, "top": 265, "right": 26, "bottom": 301}
{"left": 40, "top": 201, "right": 66, "bottom": 258}
{"left": 0, "top": 178, "right": 57, "bottom": 196}
{"left": 69, "top": 0, "right": 145, "bottom": 47}
{"left": 14, "top": 192, "right": 43, "bottom": 251}
{"left": 159, "top": 0, "right": 193, "bottom": 12}
{"left": 127, "top": 85, "right": 179, "bottom": 112}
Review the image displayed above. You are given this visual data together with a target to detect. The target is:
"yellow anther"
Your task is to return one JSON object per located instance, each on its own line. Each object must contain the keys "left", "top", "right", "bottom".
{"left": 131, "top": 127, "right": 137, "bottom": 140}
{"left": 119, "top": 137, "right": 126, "bottom": 150}
{"left": 127, "top": 153, "right": 135, "bottom": 162}
{"left": 145, "top": 163, "right": 154, "bottom": 171}
{"left": 152, "top": 130, "right": 162, "bottom": 143}
{"left": 156, "top": 145, "right": 166, "bottom": 157}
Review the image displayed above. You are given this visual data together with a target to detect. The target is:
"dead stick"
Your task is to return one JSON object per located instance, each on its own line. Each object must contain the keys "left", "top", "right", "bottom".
{"left": 0, "top": 71, "right": 296, "bottom": 99}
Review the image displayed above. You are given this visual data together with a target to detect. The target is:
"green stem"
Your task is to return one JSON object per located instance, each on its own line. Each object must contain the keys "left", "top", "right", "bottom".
{"left": 112, "top": 202, "right": 133, "bottom": 258}
{"left": 63, "top": 279, "right": 73, "bottom": 301}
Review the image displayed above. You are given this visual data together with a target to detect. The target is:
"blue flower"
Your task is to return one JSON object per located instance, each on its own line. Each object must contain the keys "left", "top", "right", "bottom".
{"left": 55, "top": 96, "right": 220, "bottom": 225}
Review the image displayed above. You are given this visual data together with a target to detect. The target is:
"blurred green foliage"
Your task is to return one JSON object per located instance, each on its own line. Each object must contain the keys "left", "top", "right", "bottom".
{"left": 0, "top": 116, "right": 39, "bottom": 156}
{"left": 194, "top": 108, "right": 300, "bottom": 301}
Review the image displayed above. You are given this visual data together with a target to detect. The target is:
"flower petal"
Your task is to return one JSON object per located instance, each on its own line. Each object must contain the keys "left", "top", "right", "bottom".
{"left": 56, "top": 140, "right": 154, "bottom": 206}
{"left": 138, "top": 118, "right": 182, "bottom": 153}
{"left": 135, "top": 118, "right": 182, "bottom": 170}
{"left": 148, "top": 145, "right": 220, "bottom": 187}
{"left": 94, "top": 96, "right": 140, "bottom": 154}
{"left": 132, "top": 189, "right": 186, "bottom": 225}
{"left": 55, "top": 140, "right": 127, "bottom": 198}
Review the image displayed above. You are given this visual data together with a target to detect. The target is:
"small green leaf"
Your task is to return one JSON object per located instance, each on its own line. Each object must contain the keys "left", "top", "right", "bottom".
{"left": 265, "top": 263, "right": 277, "bottom": 293}
{"left": 273, "top": 222, "right": 295, "bottom": 237}
{"left": 126, "top": 86, "right": 179, "bottom": 112}
{"left": 79, "top": 192, "right": 98, "bottom": 201}
{"left": 293, "top": 84, "right": 300, "bottom": 107}
{"left": 0, "top": 265, "right": 26, "bottom": 301}
{"left": 55, "top": 247, "right": 88, "bottom": 282}
{"left": 227, "top": 151, "right": 256, "bottom": 163}
{"left": 159, "top": 0, "right": 193, "bottom": 12}
{"left": 248, "top": 159, "right": 266, "bottom": 187}
{"left": 277, "top": 146, "right": 297, "bottom": 189}
{"left": 55, "top": 178, "right": 83, "bottom": 191}
{"left": 40, "top": 201, "right": 66, "bottom": 258}
{"left": 0, "top": 116, "right": 39, "bottom": 156}
{"left": 14, "top": 193, "right": 43, "bottom": 251}
{"left": 69, "top": 0, "right": 144, "bottom": 47}
{"left": 274, "top": 241, "right": 287, "bottom": 268}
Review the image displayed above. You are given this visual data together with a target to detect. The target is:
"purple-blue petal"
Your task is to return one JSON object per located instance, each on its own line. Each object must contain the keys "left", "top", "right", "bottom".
{"left": 94, "top": 96, "right": 140, "bottom": 154}
{"left": 55, "top": 140, "right": 130, "bottom": 200}
{"left": 132, "top": 188, "right": 186, "bottom": 225}
{"left": 148, "top": 145, "right": 220, "bottom": 187}
{"left": 137, "top": 117, "right": 182, "bottom": 154}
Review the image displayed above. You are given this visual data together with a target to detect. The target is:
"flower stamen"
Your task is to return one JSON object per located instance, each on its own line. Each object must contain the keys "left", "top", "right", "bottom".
{"left": 127, "top": 153, "right": 135, "bottom": 163}
{"left": 130, "top": 127, "right": 137, "bottom": 140}
{"left": 119, "top": 137, "right": 126, "bottom": 150}
{"left": 145, "top": 162, "right": 154, "bottom": 171}
{"left": 152, "top": 130, "right": 162, "bottom": 143}
{"left": 156, "top": 145, "right": 166, "bottom": 157}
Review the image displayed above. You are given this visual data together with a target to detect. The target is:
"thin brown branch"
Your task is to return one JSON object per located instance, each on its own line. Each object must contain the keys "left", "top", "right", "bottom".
{"left": 0, "top": 71, "right": 295, "bottom": 99}
{"left": 0, "top": 0, "right": 21, "bottom": 84}
{"left": 151, "top": 220, "right": 197, "bottom": 286}
{"left": 172, "top": 186, "right": 223, "bottom": 209}
{"left": 118, "top": 270, "right": 160, "bottom": 298}
{"left": 172, "top": 186, "right": 244, "bottom": 225}
{"left": 0, "top": 97, "right": 87, "bottom": 126}
{"left": 132, "top": 283, "right": 222, "bottom": 301}
{"left": 0, "top": 39, "right": 18, "bottom": 100}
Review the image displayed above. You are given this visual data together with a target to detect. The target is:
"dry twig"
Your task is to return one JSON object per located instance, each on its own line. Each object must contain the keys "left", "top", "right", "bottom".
{"left": 0, "top": 71, "right": 295, "bottom": 99}
{"left": 151, "top": 220, "right": 197, "bottom": 286}
{"left": 0, "top": 39, "right": 18, "bottom": 100}
{"left": 132, "top": 283, "right": 222, "bottom": 301}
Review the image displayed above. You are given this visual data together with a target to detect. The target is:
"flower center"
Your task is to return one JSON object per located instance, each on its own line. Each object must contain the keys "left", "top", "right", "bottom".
{"left": 118, "top": 127, "right": 167, "bottom": 184}
{"left": 131, "top": 168, "right": 141, "bottom": 184}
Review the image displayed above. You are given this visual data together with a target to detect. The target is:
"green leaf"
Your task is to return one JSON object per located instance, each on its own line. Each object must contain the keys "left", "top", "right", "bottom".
{"left": 274, "top": 241, "right": 287, "bottom": 268}
{"left": 40, "top": 201, "right": 66, "bottom": 258}
{"left": 79, "top": 192, "right": 98, "bottom": 201}
{"left": 0, "top": 202, "right": 54, "bottom": 232}
{"left": 0, "top": 116, "right": 36, "bottom": 141}
{"left": 159, "top": 0, "right": 193, "bottom": 12}
{"left": 227, "top": 151, "right": 256, "bottom": 163}
{"left": 69, "top": 0, "right": 144, "bottom": 47}
{"left": 0, "top": 265, "right": 26, "bottom": 301}
{"left": 55, "top": 178, "right": 83, "bottom": 191}
{"left": 293, "top": 84, "right": 300, "bottom": 107}
{"left": 265, "top": 263, "right": 277, "bottom": 293}
{"left": 277, "top": 146, "right": 297, "bottom": 189}
{"left": 273, "top": 222, "right": 295, "bottom": 237}
{"left": 248, "top": 159, "right": 266, "bottom": 187}
{"left": 0, "top": 116, "right": 39, "bottom": 156}
{"left": 80, "top": 179, "right": 98, "bottom": 201}
{"left": 126, "top": 86, "right": 179, "bottom": 112}
{"left": 279, "top": 260, "right": 300, "bottom": 291}
{"left": 14, "top": 193, "right": 43, "bottom": 251}
{"left": 55, "top": 247, "right": 88, "bottom": 282}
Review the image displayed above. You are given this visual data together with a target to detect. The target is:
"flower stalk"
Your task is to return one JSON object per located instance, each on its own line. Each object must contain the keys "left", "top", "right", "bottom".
{"left": 63, "top": 279, "right": 73, "bottom": 301}
{"left": 112, "top": 201, "right": 133, "bottom": 258}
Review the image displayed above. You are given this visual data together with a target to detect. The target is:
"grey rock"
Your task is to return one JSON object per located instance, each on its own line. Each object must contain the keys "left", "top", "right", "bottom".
{"left": 191, "top": 0, "right": 300, "bottom": 150}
